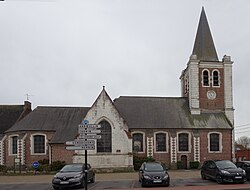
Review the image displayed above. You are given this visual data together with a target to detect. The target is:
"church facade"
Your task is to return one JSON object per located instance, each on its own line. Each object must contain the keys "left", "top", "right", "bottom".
{"left": 0, "top": 8, "right": 234, "bottom": 170}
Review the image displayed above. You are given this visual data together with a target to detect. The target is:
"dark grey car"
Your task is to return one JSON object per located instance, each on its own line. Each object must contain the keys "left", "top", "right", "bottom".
{"left": 201, "top": 160, "right": 246, "bottom": 184}
{"left": 139, "top": 162, "right": 170, "bottom": 187}
{"left": 52, "top": 163, "right": 95, "bottom": 189}
{"left": 236, "top": 161, "right": 250, "bottom": 180}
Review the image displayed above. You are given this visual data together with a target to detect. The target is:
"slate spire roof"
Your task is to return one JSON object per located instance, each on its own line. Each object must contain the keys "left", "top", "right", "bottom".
{"left": 192, "top": 7, "right": 219, "bottom": 61}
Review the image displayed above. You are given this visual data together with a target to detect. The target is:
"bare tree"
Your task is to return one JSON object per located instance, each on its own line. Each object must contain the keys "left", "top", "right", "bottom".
{"left": 236, "top": 136, "right": 250, "bottom": 149}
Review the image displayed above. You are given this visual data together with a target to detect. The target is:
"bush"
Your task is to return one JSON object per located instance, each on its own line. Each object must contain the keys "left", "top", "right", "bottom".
{"left": 0, "top": 165, "right": 7, "bottom": 173}
{"left": 189, "top": 161, "right": 200, "bottom": 169}
{"left": 133, "top": 155, "right": 155, "bottom": 170}
{"left": 177, "top": 161, "right": 184, "bottom": 169}
{"left": 50, "top": 161, "right": 66, "bottom": 171}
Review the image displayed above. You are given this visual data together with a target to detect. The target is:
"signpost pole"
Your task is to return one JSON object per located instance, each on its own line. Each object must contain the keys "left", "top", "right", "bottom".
{"left": 85, "top": 149, "right": 88, "bottom": 190}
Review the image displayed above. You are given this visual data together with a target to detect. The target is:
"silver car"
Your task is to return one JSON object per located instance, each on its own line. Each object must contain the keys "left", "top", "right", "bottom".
{"left": 52, "top": 163, "right": 95, "bottom": 189}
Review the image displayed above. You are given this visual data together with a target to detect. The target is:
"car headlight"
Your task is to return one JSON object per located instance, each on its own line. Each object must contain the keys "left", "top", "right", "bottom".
{"left": 143, "top": 175, "right": 151, "bottom": 179}
{"left": 221, "top": 170, "right": 230, "bottom": 174}
{"left": 53, "top": 175, "right": 58, "bottom": 179}
{"left": 74, "top": 174, "right": 82, "bottom": 178}
{"left": 242, "top": 170, "right": 246, "bottom": 174}
{"left": 163, "top": 174, "right": 169, "bottom": 179}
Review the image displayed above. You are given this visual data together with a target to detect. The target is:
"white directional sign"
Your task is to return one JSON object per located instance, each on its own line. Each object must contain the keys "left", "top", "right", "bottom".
{"left": 65, "top": 121, "right": 102, "bottom": 152}
{"left": 66, "top": 145, "right": 95, "bottom": 150}
{"left": 78, "top": 124, "right": 101, "bottom": 129}
{"left": 78, "top": 134, "right": 101, "bottom": 139}
{"left": 65, "top": 139, "right": 95, "bottom": 146}
{"left": 78, "top": 129, "right": 101, "bottom": 134}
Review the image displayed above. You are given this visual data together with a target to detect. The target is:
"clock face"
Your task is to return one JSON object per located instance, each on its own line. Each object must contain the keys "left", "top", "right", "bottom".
{"left": 207, "top": 90, "right": 216, "bottom": 100}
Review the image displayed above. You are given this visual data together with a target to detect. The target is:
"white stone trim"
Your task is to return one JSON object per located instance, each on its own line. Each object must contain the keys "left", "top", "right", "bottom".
{"left": 212, "top": 69, "right": 221, "bottom": 87}
{"left": 0, "top": 135, "right": 6, "bottom": 165}
{"left": 8, "top": 134, "right": 19, "bottom": 156}
{"left": 147, "top": 137, "right": 153, "bottom": 157}
{"left": 154, "top": 131, "right": 168, "bottom": 153}
{"left": 170, "top": 137, "right": 177, "bottom": 163}
{"left": 20, "top": 134, "right": 27, "bottom": 165}
{"left": 201, "top": 69, "right": 210, "bottom": 87}
{"left": 207, "top": 132, "right": 223, "bottom": 153}
{"left": 193, "top": 137, "right": 200, "bottom": 162}
{"left": 188, "top": 59, "right": 200, "bottom": 114}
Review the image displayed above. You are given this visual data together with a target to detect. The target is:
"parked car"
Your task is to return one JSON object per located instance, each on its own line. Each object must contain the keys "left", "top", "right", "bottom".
{"left": 139, "top": 162, "right": 170, "bottom": 187}
{"left": 236, "top": 161, "right": 250, "bottom": 180}
{"left": 201, "top": 160, "right": 246, "bottom": 184}
{"left": 52, "top": 163, "right": 95, "bottom": 190}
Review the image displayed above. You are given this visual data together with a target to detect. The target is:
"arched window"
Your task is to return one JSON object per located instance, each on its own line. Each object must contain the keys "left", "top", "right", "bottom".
{"left": 132, "top": 133, "right": 144, "bottom": 152}
{"left": 10, "top": 136, "right": 18, "bottom": 155}
{"left": 155, "top": 133, "right": 167, "bottom": 152}
{"left": 202, "top": 70, "right": 209, "bottom": 86}
{"left": 178, "top": 133, "right": 189, "bottom": 152}
{"left": 209, "top": 133, "right": 221, "bottom": 152}
{"left": 212, "top": 70, "right": 220, "bottom": 86}
{"left": 33, "top": 135, "right": 45, "bottom": 154}
{"left": 97, "top": 120, "right": 112, "bottom": 153}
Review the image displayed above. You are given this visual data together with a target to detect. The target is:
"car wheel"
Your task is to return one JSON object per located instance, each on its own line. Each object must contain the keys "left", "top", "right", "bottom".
{"left": 141, "top": 181, "right": 145, "bottom": 187}
{"left": 201, "top": 172, "right": 207, "bottom": 180}
{"left": 216, "top": 175, "right": 223, "bottom": 184}
{"left": 52, "top": 186, "right": 59, "bottom": 190}
{"left": 165, "top": 183, "right": 170, "bottom": 187}
{"left": 90, "top": 175, "right": 95, "bottom": 183}
{"left": 79, "top": 179, "right": 85, "bottom": 188}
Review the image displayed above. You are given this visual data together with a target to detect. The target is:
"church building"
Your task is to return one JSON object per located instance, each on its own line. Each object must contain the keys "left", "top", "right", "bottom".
{"left": 0, "top": 8, "right": 234, "bottom": 170}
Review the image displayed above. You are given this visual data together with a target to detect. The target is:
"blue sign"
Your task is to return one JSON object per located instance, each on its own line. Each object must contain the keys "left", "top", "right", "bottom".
{"left": 82, "top": 120, "right": 89, "bottom": 125}
{"left": 32, "top": 161, "right": 40, "bottom": 169}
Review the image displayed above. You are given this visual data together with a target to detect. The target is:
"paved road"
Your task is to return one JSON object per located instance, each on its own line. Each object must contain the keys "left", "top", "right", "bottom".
{"left": 1, "top": 170, "right": 250, "bottom": 190}
{"left": 0, "top": 170, "right": 201, "bottom": 183}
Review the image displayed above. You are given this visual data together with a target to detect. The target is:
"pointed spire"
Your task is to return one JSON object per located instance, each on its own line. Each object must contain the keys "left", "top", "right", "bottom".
{"left": 192, "top": 7, "right": 218, "bottom": 61}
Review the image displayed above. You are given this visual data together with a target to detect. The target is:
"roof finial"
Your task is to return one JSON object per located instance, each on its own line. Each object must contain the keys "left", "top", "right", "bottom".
{"left": 103, "top": 86, "right": 105, "bottom": 90}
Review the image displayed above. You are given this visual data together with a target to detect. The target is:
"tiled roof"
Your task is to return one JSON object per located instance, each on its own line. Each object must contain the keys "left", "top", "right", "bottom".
{"left": 0, "top": 105, "right": 25, "bottom": 134}
{"left": 6, "top": 106, "right": 90, "bottom": 143}
{"left": 114, "top": 96, "right": 231, "bottom": 129}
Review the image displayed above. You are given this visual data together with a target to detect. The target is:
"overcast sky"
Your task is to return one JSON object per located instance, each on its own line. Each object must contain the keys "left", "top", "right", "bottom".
{"left": 0, "top": 0, "right": 250, "bottom": 139}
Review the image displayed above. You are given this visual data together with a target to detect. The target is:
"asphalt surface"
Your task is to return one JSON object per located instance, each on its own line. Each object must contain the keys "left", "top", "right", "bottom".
{"left": 0, "top": 170, "right": 200, "bottom": 183}
{"left": 1, "top": 170, "right": 250, "bottom": 190}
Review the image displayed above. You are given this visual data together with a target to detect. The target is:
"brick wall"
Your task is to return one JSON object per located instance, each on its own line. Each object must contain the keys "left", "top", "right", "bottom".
{"left": 51, "top": 144, "right": 74, "bottom": 163}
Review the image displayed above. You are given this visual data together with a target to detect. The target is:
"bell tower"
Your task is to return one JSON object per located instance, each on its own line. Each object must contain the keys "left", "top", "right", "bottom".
{"left": 180, "top": 7, "right": 234, "bottom": 125}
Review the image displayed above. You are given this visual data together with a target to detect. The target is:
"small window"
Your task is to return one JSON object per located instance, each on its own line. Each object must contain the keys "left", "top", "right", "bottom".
{"left": 10, "top": 136, "right": 18, "bottom": 155}
{"left": 156, "top": 133, "right": 166, "bottom": 152}
{"left": 203, "top": 70, "right": 209, "bottom": 86}
{"left": 209, "top": 133, "right": 220, "bottom": 151}
{"left": 213, "top": 70, "right": 219, "bottom": 86}
{"left": 33, "top": 135, "right": 45, "bottom": 154}
{"left": 178, "top": 133, "right": 189, "bottom": 151}
{"left": 133, "top": 133, "right": 143, "bottom": 152}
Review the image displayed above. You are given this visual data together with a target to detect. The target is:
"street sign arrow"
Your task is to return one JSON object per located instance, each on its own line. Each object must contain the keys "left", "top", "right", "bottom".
{"left": 78, "top": 134, "right": 101, "bottom": 139}
{"left": 78, "top": 129, "right": 101, "bottom": 134}
{"left": 78, "top": 124, "right": 101, "bottom": 129}
{"left": 66, "top": 145, "right": 95, "bottom": 150}
{"left": 65, "top": 139, "right": 95, "bottom": 146}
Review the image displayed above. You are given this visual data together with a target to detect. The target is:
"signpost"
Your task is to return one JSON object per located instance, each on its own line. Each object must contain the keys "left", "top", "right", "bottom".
{"left": 32, "top": 161, "right": 40, "bottom": 175}
{"left": 65, "top": 120, "right": 101, "bottom": 190}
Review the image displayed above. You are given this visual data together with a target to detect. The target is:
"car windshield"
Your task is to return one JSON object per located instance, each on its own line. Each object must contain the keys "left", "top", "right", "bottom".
{"left": 216, "top": 160, "right": 237, "bottom": 169}
{"left": 60, "top": 164, "right": 83, "bottom": 172}
{"left": 144, "top": 163, "right": 164, "bottom": 171}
